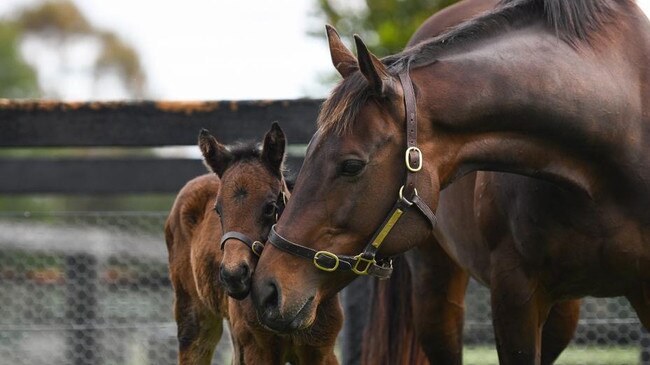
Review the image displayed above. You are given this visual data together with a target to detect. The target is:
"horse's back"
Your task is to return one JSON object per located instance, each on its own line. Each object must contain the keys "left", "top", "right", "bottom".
{"left": 407, "top": 0, "right": 499, "bottom": 47}
{"left": 166, "top": 174, "right": 221, "bottom": 240}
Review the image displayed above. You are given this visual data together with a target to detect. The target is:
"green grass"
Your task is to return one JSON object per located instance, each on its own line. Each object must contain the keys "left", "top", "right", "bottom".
{"left": 464, "top": 345, "right": 638, "bottom": 365}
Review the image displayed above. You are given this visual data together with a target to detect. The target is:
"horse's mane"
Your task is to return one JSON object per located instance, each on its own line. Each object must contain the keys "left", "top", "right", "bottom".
{"left": 227, "top": 141, "right": 263, "bottom": 162}
{"left": 401, "top": 0, "right": 624, "bottom": 67}
{"left": 317, "top": 0, "right": 627, "bottom": 135}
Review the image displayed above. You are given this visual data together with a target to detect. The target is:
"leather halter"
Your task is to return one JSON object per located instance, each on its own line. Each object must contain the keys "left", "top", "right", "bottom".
{"left": 219, "top": 190, "right": 287, "bottom": 257}
{"left": 268, "top": 69, "right": 438, "bottom": 280}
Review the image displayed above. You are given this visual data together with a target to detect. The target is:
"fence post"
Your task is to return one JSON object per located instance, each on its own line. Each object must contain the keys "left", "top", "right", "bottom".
{"left": 65, "top": 254, "right": 100, "bottom": 365}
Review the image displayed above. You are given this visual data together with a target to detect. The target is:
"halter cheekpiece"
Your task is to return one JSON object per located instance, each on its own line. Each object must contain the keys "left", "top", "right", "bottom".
{"left": 220, "top": 190, "right": 288, "bottom": 256}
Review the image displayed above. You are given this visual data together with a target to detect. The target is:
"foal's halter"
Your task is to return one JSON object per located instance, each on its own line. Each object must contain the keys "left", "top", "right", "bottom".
{"left": 219, "top": 190, "right": 288, "bottom": 257}
{"left": 268, "top": 69, "right": 438, "bottom": 279}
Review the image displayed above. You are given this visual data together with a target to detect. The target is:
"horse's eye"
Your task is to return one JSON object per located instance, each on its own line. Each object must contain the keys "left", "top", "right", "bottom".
{"left": 214, "top": 204, "right": 222, "bottom": 216}
{"left": 262, "top": 202, "right": 277, "bottom": 218}
{"left": 340, "top": 160, "right": 366, "bottom": 176}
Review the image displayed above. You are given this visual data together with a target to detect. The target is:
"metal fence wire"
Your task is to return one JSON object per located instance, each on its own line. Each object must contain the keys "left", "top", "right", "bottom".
{"left": 0, "top": 211, "right": 646, "bottom": 365}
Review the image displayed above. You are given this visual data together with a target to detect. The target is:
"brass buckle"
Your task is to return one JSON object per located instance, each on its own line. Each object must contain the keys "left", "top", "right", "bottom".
{"left": 251, "top": 241, "right": 265, "bottom": 257}
{"left": 352, "top": 254, "right": 376, "bottom": 275}
{"left": 405, "top": 147, "right": 423, "bottom": 172}
{"left": 313, "top": 251, "right": 340, "bottom": 272}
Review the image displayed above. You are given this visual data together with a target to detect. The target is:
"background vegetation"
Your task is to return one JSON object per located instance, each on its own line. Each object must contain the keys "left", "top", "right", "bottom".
{"left": 0, "top": 0, "right": 145, "bottom": 99}
{"left": 311, "top": 0, "right": 459, "bottom": 56}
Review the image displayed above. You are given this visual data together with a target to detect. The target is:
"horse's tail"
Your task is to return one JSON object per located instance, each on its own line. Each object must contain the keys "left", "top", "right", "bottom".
{"left": 360, "top": 256, "right": 429, "bottom": 365}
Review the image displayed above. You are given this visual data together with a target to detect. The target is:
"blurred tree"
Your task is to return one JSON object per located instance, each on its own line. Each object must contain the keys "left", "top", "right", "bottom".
{"left": 0, "top": 23, "right": 39, "bottom": 98}
{"left": 13, "top": 0, "right": 146, "bottom": 98}
{"left": 17, "top": 0, "right": 91, "bottom": 37}
{"left": 312, "top": 0, "right": 460, "bottom": 56}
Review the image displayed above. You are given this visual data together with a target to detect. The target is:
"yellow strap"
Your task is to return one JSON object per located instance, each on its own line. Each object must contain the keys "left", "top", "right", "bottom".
{"left": 371, "top": 208, "right": 404, "bottom": 248}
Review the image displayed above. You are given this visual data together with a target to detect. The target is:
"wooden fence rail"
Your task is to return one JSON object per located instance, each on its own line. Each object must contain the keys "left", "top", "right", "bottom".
{"left": 0, "top": 99, "right": 322, "bottom": 194}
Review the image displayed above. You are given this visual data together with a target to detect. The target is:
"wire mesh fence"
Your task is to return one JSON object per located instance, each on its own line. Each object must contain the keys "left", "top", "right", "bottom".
{"left": 0, "top": 211, "right": 646, "bottom": 365}
{"left": 0, "top": 211, "right": 230, "bottom": 365}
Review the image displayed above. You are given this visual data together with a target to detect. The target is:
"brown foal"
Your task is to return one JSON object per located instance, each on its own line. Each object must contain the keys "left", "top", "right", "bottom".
{"left": 165, "top": 123, "right": 341, "bottom": 364}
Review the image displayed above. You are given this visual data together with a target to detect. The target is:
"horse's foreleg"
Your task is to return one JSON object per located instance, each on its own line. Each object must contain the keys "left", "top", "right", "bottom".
{"left": 407, "top": 246, "right": 469, "bottom": 365}
{"left": 540, "top": 299, "right": 580, "bottom": 365}
{"left": 490, "top": 257, "right": 550, "bottom": 365}
{"left": 175, "top": 292, "right": 222, "bottom": 365}
{"left": 626, "top": 283, "right": 650, "bottom": 329}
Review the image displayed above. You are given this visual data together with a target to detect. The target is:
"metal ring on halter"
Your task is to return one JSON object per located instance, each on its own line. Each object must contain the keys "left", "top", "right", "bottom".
{"left": 398, "top": 185, "right": 418, "bottom": 202}
{"left": 405, "top": 146, "right": 423, "bottom": 172}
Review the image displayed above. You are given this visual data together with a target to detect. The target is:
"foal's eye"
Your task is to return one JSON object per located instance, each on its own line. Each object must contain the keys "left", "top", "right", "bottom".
{"left": 339, "top": 160, "right": 366, "bottom": 176}
{"left": 214, "top": 204, "right": 222, "bottom": 216}
{"left": 262, "top": 202, "right": 277, "bottom": 218}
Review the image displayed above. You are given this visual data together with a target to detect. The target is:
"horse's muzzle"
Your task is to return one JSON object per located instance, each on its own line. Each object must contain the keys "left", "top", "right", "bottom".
{"left": 219, "top": 263, "right": 251, "bottom": 300}
{"left": 252, "top": 276, "right": 314, "bottom": 332}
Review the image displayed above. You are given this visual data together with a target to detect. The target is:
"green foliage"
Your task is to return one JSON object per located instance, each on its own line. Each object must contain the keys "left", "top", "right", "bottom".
{"left": 0, "top": 22, "right": 39, "bottom": 98}
{"left": 313, "top": 0, "right": 459, "bottom": 56}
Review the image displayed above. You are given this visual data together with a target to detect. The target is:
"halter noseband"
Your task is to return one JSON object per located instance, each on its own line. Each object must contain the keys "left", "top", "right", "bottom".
{"left": 219, "top": 190, "right": 287, "bottom": 257}
{"left": 267, "top": 69, "right": 438, "bottom": 280}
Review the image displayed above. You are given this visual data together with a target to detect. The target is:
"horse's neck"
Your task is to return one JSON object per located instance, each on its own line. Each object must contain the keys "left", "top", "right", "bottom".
{"left": 416, "top": 24, "right": 648, "bottom": 200}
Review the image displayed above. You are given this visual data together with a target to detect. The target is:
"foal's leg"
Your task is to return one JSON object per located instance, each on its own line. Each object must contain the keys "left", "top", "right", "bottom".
{"left": 407, "top": 245, "right": 469, "bottom": 365}
{"left": 490, "top": 253, "right": 551, "bottom": 365}
{"left": 540, "top": 300, "right": 580, "bottom": 365}
{"left": 175, "top": 290, "right": 223, "bottom": 365}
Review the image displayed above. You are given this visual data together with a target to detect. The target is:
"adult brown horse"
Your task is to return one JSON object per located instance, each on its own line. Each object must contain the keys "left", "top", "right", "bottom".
{"left": 363, "top": 1, "right": 579, "bottom": 364}
{"left": 165, "top": 124, "right": 341, "bottom": 364}
{"left": 251, "top": 0, "right": 650, "bottom": 364}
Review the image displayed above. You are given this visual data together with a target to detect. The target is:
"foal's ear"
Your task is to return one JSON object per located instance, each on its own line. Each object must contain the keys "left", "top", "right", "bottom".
{"left": 261, "top": 122, "right": 286, "bottom": 175}
{"left": 354, "top": 34, "right": 390, "bottom": 95}
{"left": 198, "top": 129, "right": 232, "bottom": 177}
{"left": 326, "top": 25, "right": 357, "bottom": 78}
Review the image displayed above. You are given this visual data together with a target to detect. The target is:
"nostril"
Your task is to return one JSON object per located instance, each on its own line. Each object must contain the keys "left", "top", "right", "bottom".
{"left": 219, "top": 265, "right": 230, "bottom": 282}
{"left": 262, "top": 279, "right": 280, "bottom": 312}
{"left": 238, "top": 263, "right": 249, "bottom": 279}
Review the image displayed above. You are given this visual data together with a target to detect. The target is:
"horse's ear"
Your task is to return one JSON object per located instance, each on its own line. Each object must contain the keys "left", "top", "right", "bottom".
{"left": 354, "top": 34, "right": 390, "bottom": 95}
{"left": 198, "top": 129, "right": 232, "bottom": 177}
{"left": 326, "top": 25, "right": 357, "bottom": 78}
{"left": 261, "top": 122, "right": 286, "bottom": 175}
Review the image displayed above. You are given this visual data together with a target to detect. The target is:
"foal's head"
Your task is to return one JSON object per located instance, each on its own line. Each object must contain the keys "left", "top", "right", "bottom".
{"left": 199, "top": 123, "right": 287, "bottom": 299}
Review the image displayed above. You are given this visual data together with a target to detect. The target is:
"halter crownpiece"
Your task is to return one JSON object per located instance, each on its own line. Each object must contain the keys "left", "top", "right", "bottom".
{"left": 267, "top": 68, "right": 437, "bottom": 279}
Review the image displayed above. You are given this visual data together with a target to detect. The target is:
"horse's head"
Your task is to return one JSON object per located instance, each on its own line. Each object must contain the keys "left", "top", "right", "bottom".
{"left": 252, "top": 26, "right": 438, "bottom": 332}
{"left": 199, "top": 123, "right": 287, "bottom": 300}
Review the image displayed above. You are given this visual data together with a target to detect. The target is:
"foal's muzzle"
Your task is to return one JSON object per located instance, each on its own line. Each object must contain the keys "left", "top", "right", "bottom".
{"left": 219, "top": 262, "right": 251, "bottom": 300}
